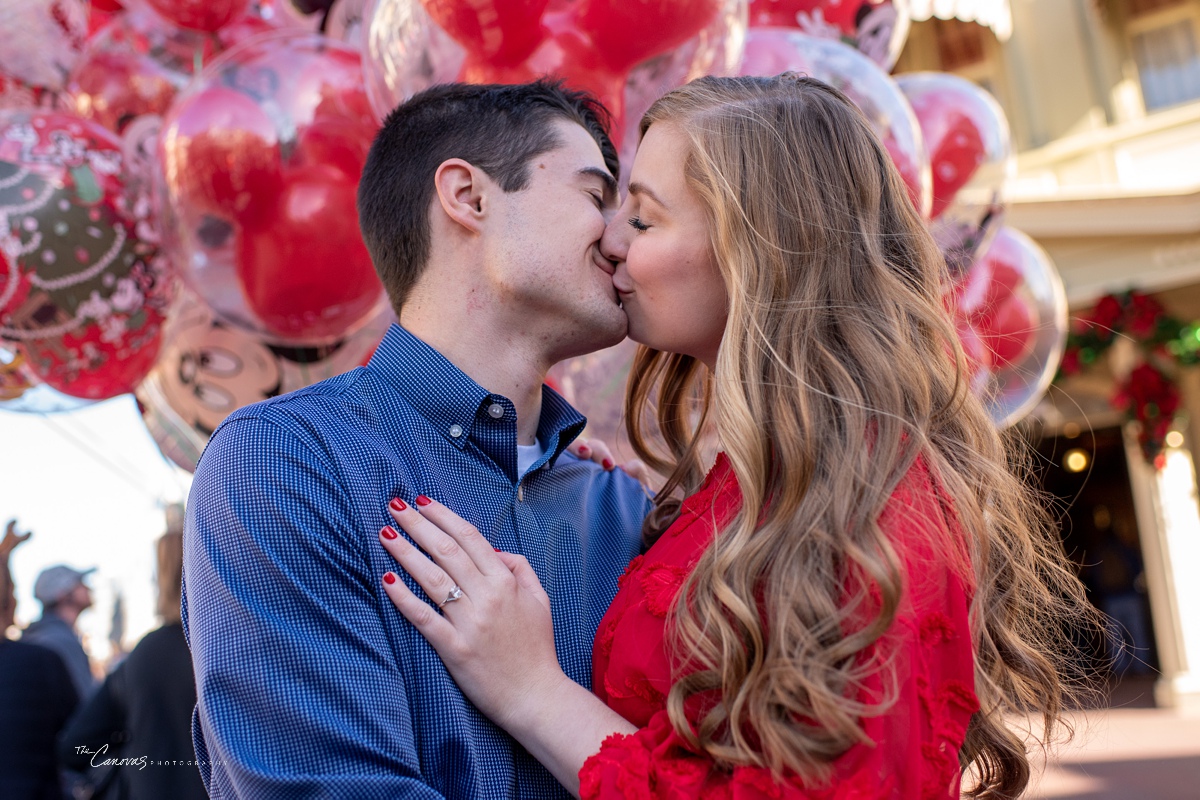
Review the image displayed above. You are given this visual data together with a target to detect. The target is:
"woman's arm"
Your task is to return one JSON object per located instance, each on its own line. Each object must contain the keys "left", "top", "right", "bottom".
{"left": 379, "top": 496, "right": 635, "bottom": 796}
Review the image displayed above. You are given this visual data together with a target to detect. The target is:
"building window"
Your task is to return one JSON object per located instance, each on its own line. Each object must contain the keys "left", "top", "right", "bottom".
{"left": 933, "top": 18, "right": 988, "bottom": 72}
{"left": 1126, "top": 0, "right": 1200, "bottom": 110}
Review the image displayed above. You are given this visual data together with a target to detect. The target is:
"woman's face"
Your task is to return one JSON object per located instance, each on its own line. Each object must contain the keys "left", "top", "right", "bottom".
{"left": 601, "top": 123, "right": 728, "bottom": 367}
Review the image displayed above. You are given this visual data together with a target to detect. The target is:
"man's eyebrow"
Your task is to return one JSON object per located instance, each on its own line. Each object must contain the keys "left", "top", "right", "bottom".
{"left": 579, "top": 166, "right": 618, "bottom": 201}
{"left": 628, "top": 181, "right": 667, "bottom": 210}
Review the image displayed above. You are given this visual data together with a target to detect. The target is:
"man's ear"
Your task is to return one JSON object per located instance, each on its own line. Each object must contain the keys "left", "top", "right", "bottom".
{"left": 433, "top": 158, "right": 488, "bottom": 234}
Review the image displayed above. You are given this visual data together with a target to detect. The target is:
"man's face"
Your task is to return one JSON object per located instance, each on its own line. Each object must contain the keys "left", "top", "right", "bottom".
{"left": 485, "top": 120, "right": 627, "bottom": 362}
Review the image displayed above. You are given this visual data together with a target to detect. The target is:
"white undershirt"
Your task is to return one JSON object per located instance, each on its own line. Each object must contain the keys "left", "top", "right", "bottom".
{"left": 517, "top": 440, "right": 547, "bottom": 477}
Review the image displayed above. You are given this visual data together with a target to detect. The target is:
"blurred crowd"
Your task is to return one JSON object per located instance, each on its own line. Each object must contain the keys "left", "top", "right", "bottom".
{"left": 0, "top": 511, "right": 207, "bottom": 800}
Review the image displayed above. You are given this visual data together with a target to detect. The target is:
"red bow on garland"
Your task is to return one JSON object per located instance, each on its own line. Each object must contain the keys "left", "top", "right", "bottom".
{"left": 1056, "top": 290, "right": 1198, "bottom": 468}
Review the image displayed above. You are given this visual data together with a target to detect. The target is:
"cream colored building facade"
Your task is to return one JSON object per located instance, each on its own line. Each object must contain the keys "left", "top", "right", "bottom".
{"left": 897, "top": 0, "right": 1200, "bottom": 710}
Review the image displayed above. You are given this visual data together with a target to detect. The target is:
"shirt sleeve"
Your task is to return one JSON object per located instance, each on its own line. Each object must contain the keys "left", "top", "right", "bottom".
{"left": 183, "top": 414, "right": 445, "bottom": 800}
{"left": 579, "top": 574, "right": 978, "bottom": 800}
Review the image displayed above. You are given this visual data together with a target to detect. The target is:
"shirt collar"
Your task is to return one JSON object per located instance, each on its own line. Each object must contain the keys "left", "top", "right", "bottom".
{"left": 367, "top": 325, "right": 587, "bottom": 467}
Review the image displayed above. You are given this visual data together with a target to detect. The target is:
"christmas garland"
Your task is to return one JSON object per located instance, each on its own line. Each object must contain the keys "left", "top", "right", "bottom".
{"left": 1056, "top": 290, "right": 1200, "bottom": 467}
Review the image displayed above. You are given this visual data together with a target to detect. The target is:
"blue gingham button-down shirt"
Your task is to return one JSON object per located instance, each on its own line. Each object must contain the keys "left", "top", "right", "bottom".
{"left": 182, "top": 324, "right": 651, "bottom": 799}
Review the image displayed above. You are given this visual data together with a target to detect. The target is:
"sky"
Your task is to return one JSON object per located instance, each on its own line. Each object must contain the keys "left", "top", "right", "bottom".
{"left": 2, "top": 394, "right": 193, "bottom": 667}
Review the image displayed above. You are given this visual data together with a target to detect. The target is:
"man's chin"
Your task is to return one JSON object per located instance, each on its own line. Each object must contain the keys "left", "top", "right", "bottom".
{"left": 552, "top": 309, "right": 628, "bottom": 363}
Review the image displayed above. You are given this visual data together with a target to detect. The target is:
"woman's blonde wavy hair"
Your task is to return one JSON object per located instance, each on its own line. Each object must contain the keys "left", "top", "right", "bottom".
{"left": 624, "top": 74, "right": 1102, "bottom": 797}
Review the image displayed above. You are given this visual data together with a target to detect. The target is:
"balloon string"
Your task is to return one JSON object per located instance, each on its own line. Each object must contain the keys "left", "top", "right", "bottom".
{"left": 34, "top": 409, "right": 163, "bottom": 502}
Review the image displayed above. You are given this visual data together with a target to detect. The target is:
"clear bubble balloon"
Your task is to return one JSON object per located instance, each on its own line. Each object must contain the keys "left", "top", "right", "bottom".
{"left": 361, "top": 0, "right": 747, "bottom": 152}
{"left": 0, "top": 109, "right": 173, "bottom": 399}
{"left": 126, "top": 0, "right": 253, "bottom": 32}
{"left": 748, "top": 0, "right": 911, "bottom": 71}
{"left": 739, "top": 29, "right": 932, "bottom": 217}
{"left": 156, "top": 32, "right": 385, "bottom": 345}
{"left": 137, "top": 289, "right": 394, "bottom": 470}
{"left": 68, "top": 6, "right": 282, "bottom": 135}
{"left": 896, "top": 72, "right": 1014, "bottom": 276}
{"left": 951, "top": 226, "right": 1067, "bottom": 428}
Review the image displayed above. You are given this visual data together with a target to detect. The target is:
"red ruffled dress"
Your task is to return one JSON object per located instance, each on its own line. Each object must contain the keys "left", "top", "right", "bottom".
{"left": 580, "top": 453, "right": 979, "bottom": 799}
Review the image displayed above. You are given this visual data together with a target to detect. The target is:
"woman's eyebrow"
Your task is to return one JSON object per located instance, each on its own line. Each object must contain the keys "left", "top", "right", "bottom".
{"left": 628, "top": 181, "right": 668, "bottom": 210}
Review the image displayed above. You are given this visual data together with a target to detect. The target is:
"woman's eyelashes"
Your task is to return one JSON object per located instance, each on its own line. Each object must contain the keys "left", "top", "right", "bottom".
{"left": 628, "top": 216, "right": 649, "bottom": 232}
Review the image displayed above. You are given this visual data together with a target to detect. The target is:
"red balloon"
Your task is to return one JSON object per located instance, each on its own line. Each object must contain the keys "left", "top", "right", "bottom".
{"left": 421, "top": 0, "right": 550, "bottom": 67}
{"left": 69, "top": 48, "right": 180, "bottom": 133}
{"left": 424, "top": 0, "right": 723, "bottom": 147}
{"left": 143, "top": 0, "right": 252, "bottom": 31}
{"left": 235, "top": 165, "right": 379, "bottom": 340}
{"left": 576, "top": 0, "right": 721, "bottom": 74}
{"left": 958, "top": 245, "right": 1035, "bottom": 369}
{"left": 160, "top": 85, "right": 283, "bottom": 223}
{"left": 903, "top": 88, "right": 990, "bottom": 220}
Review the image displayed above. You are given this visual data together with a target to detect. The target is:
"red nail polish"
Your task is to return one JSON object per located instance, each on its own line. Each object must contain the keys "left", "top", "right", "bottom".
{"left": 578, "top": 445, "right": 590, "bottom": 456}
{"left": 390, "top": 497, "right": 407, "bottom": 512}
{"left": 381, "top": 525, "right": 398, "bottom": 540}
{"left": 415, "top": 495, "right": 432, "bottom": 507}
{"left": 383, "top": 572, "right": 397, "bottom": 585}
{"left": 602, "top": 458, "right": 614, "bottom": 469}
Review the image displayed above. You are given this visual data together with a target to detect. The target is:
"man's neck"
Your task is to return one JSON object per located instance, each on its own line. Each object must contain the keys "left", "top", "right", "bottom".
{"left": 46, "top": 606, "right": 80, "bottom": 628}
{"left": 401, "top": 306, "right": 548, "bottom": 445}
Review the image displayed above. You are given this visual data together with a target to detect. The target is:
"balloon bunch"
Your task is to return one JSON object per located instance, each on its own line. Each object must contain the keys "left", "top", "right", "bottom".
{"left": 0, "top": 0, "right": 1069, "bottom": 468}
{"left": 0, "top": 0, "right": 387, "bottom": 431}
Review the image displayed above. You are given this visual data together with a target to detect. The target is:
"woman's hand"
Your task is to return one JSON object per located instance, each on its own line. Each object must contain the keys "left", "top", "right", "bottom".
{"left": 379, "top": 496, "right": 566, "bottom": 732}
{"left": 378, "top": 497, "right": 637, "bottom": 795}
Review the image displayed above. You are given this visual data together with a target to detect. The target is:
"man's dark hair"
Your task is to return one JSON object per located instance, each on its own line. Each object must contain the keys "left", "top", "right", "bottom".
{"left": 357, "top": 80, "right": 619, "bottom": 309}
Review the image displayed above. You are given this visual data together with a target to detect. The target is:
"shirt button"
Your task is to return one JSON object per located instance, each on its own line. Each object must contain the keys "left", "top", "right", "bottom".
{"left": 517, "top": 484, "right": 525, "bottom": 502}
{"left": 487, "top": 403, "right": 505, "bottom": 419}
{"left": 448, "top": 424, "right": 464, "bottom": 439}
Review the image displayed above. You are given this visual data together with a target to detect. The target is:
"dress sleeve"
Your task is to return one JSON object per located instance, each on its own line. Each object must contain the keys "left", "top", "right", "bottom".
{"left": 580, "top": 570, "right": 978, "bottom": 800}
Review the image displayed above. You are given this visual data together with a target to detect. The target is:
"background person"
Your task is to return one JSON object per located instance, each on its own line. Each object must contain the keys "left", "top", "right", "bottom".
{"left": 60, "top": 515, "right": 207, "bottom": 800}
{"left": 0, "top": 520, "right": 80, "bottom": 800}
{"left": 22, "top": 562, "right": 98, "bottom": 701}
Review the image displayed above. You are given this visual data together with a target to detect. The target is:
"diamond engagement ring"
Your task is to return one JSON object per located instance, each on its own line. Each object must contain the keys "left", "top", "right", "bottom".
{"left": 438, "top": 585, "right": 464, "bottom": 608}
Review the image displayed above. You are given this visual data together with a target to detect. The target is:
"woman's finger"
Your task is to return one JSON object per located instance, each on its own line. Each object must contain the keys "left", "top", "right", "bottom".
{"left": 381, "top": 570, "right": 458, "bottom": 645}
{"left": 568, "top": 437, "right": 616, "bottom": 470}
{"left": 387, "top": 498, "right": 496, "bottom": 590}
{"left": 379, "top": 525, "right": 471, "bottom": 612}
{"left": 566, "top": 438, "right": 593, "bottom": 461}
{"left": 407, "top": 496, "right": 508, "bottom": 575}
{"left": 586, "top": 438, "right": 616, "bottom": 471}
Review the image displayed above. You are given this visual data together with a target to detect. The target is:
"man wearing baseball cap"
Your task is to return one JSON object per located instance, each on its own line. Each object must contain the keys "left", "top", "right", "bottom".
{"left": 22, "top": 562, "right": 97, "bottom": 700}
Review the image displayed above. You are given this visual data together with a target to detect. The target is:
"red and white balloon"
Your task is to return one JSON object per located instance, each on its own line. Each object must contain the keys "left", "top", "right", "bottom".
{"left": 0, "top": 110, "right": 172, "bottom": 399}
{"left": 951, "top": 226, "right": 1067, "bottom": 428}
{"left": 897, "top": 72, "right": 1013, "bottom": 275}
{"left": 157, "top": 33, "right": 384, "bottom": 344}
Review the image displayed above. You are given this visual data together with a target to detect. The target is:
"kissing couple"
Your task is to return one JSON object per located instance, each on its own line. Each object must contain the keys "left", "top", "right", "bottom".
{"left": 184, "top": 76, "right": 1098, "bottom": 799}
